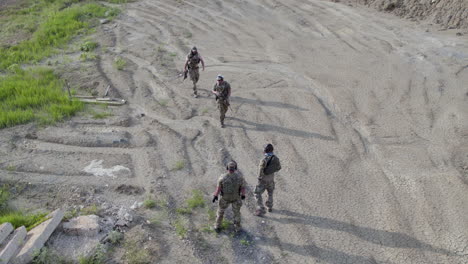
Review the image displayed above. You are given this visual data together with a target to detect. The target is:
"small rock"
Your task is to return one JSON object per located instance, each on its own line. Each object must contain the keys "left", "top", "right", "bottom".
{"left": 456, "top": 32, "right": 463, "bottom": 36}
{"left": 63, "top": 215, "right": 100, "bottom": 237}
{"left": 115, "top": 219, "right": 128, "bottom": 227}
{"left": 124, "top": 213, "right": 133, "bottom": 222}
{"left": 130, "top": 201, "right": 143, "bottom": 210}
{"left": 261, "top": 221, "right": 265, "bottom": 224}
{"left": 100, "top": 19, "right": 110, "bottom": 24}
{"left": 146, "top": 220, "right": 151, "bottom": 224}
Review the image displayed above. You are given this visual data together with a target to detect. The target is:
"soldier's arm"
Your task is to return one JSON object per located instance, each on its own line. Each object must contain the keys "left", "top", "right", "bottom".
{"left": 276, "top": 156, "right": 281, "bottom": 171}
{"left": 212, "top": 83, "right": 219, "bottom": 95}
{"left": 213, "top": 177, "right": 222, "bottom": 196}
{"left": 184, "top": 57, "right": 189, "bottom": 71}
{"left": 227, "top": 83, "right": 231, "bottom": 98}
{"left": 258, "top": 159, "right": 266, "bottom": 180}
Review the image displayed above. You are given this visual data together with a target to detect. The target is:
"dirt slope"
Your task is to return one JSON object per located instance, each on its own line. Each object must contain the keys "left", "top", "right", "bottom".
{"left": 1, "top": 0, "right": 468, "bottom": 263}
{"left": 343, "top": 0, "right": 468, "bottom": 29}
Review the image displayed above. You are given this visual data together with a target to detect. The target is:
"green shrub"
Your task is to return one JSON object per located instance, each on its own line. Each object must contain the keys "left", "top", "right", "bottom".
{"left": 143, "top": 199, "right": 156, "bottom": 209}
{"left": 81, "top": 204, "right": 100, "bottom": 215}
{"left": 187, "top": 190, "right": 205, "bottom": 209}
{"left": 32, "top": 247, "right": 72, "bottom": 264}
{"left": 80, "top": 41, "right": 98, "bottom": 52}
{"left": 171, "top": 160, "right": 185, "bottom": 171}
{"left": 107, "top": 230, "right": 123, "bottom": 245}
{"left": 124, "top": 239, "right": 150, "bottom": 264}
{"left": 114, "top": 57, "right": 126, "bottom": 70}
{"left": 174, "top": 218, "right": 188, "bottom": 238}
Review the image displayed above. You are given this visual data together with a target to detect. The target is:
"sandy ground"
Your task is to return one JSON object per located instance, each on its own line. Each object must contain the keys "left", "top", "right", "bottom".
{"left": 1, "top": 0, "right": 468, "bottom": 263}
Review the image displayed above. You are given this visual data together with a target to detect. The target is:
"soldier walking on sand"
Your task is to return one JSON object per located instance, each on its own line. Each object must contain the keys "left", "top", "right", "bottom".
{"left": 184, "top": 46, "right": 205, "bottom": 98}
{"left": 254, "top": 144, "right": 281, "bottom": 216}
{"left": 212, "top": 75, "right": 231, "bottom": 128}
{"left": 212, "top": 161, "right": 246, "bottom": 233}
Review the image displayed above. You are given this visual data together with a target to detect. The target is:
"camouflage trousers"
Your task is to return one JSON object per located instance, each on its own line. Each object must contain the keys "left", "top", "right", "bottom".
{"left": 188, "top": 67, "right": 199, "bottom": 93}
{"left": 217, "top": 101, "right": 229, "bottom": 124}
{"left": 215, "top": 197, "right": 242, "bottom": 229}
{"left": 254, "top": 180, "right": 275, "bottom": 211}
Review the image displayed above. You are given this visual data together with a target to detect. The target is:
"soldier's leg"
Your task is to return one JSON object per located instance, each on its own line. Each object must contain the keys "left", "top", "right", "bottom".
{"left": 190, "top": 69, "right": 199, "bottom": 97}
{"left": 254, "top": 183, "right": 266, "bottom": 215}
{"left": 232, "top": 199, "right": 243, "bottom": 230}
{"left": 215, "top": 198, "right": 229, "bottom": 230}
{"left": 265, "top": 181, "right": 275, "bottom": 212}
{"left": 219, "top": 103, "right": 228, "bottom": 127}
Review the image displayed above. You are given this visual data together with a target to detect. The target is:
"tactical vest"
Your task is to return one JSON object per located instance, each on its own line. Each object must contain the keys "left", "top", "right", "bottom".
{"left": 221, "top": 173, "right": 243, "bottom": 200}
{"left": 214, "top": 82, "right": 230, "bottom": 100}
{"left": 188, "top": 53, "right": 201, "bottom": 68}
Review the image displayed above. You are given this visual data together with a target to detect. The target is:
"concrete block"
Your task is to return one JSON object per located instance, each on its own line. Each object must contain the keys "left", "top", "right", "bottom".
{"left": 0, "top": 223, "right": 14, "bottom": 246}
{"left": 11, "top": 209, "right": 64, "bottom": 264}
{"left": 0, "top": 226, "right": 26, "bottom": 264}
{"left": 63, "top": 215, "right": 100, "bottom": 237}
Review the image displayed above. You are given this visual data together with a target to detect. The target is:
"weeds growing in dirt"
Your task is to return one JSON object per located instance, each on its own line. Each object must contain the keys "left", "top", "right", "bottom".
{"left": 78, "top": 244, "right": 107, "bottom": 264}
{"left": 169, "top": 52, "right": 177, "bottom": 57}
{"left": 158, "top": 99, "right": 169, "bottom": 106}
{"left": 221, "top": 219, "right": 231, "bottom": 230}
{"left": 174, "top": 217, "right": 188, "bottom": 238}
{"left": 187, "top": 190, "right": 205, "bottom": 209}
{"left": 32, "top": 247, "right": 72, "bottom": 264}
{"left": 143, "top": 199, "right": 156, "bottom": 209}
{"left": 80, "top": 52, "right": 99, "bottom": 61}
{"left": 176, "top": 207, "right": 192, "bottom": 215}
{"left": 124, "top": 238, "right": 150, "bottom": 264}
{"left": 6, "top": 165, "right": 16, "bottom": 171}
{"left": 201, "top": 108, "right": 209, "bottom": 115}
{"left": 108, "top": 230, "right": 124, "bottom": 245}
{"left": 0, "top": 185, "right": 49, "bottom": 230}
{"left": 240, "top": 239, "right": 251, "bottom": 246}
{"left": 183, "top": 30, "right": 192, "bottom": 38}
{"left": 172, "top": 160, "right": 185, "bottom": 171}
{"left": 0, "top": 68, "right": 83, "bottom": 128}
{"left": 81, "top": 204, "right": 100, "bottom": 215}
{"left": 114, "top": 57, "right": 127, "bottom": 70}
{"left": 81, "top": 41, "right": 99, "bottom": 52}
{"left": 207, "top": 208, "right": 216, "bottom": 221}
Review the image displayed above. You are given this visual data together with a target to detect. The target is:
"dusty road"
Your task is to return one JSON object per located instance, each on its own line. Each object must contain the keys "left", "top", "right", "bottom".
{"left": 1, "top": 0, "right": 467, "bottom": 263}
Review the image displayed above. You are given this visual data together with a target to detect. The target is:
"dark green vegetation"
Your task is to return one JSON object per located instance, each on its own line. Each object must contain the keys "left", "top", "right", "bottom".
{"left": 0, "top": 0, "right": 120, "bottom": 128}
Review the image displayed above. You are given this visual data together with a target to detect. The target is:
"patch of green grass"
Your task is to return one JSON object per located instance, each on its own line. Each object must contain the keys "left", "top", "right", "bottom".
{"left": 240, "top": 238, "right": 251, "bottom": 246}
{"left": 172, "top": 160, "right": 185, "bottom": 171}
{"left": 123, "top": 238, "right": 150, "bottom": 264}
{"left": 0, "top": 68, "right": 83, "bottom": 128}
{"left": 6, "top": 165, "right": 16, "bottom": 171}
{"left": 0, "top": 211, "right": 48, "bottom": 230}
{"left": 174, "top": 218, "right": 188, "bottom": 238}
{"left": 80, "top": 52, "right": 98, "bottom": 61}
{"left": 63, "top": 208, "right": 79, "bottom": 221}
{"left": 156, "top": 46, "right": 166, "bottom": 53}
{"left": 107, "top": 230, "right": 124, "bottom": 245}
{"left": 91, "top": 111, "right": 112, "bottom": 119}
{"left": 81, "top": 204, "right": 100, "bottom": 215}
{"left": 221, "top": 219, "right": 231, "bottom": 230}
{"left": 32, "top": 247, "right": 72, "bottom": 264}
{"left": 0, "top": 2, "right": 117, "bottom": 70}
{"left": 114, "top": 57, "right": 126, "bottom": 70}
{"left": 186, "top": 190, "right": 205, "bottom": 209}
{"left": 183, "top": 30, "right": 192, "bottom": 38}
{"left": 200, "top": 108, "right": 209, "bottom": 115}
{"left": 0, "top": 185, "right": 10, "bottom": 213}
{"left": 201, "top": 224, "right": 215, "bottom": 233}
{"left": 80, "top": 41, "right": 98, "bottom": 52}
{"left": 176, "top": 207, "right": 192, "bottom": 215}
{"left": 78, "top": 244, "right": 107, "bottom": 264}
{"left": 143, "top": 199, "right": 156, "bottom": 209}
{"left": 158, "top": 99, "right": 169, "bottom": 107}
{"left": 169, "top": 52, "right": 177, "bottom": 57}
{"left": 207, "top": 208, "right": 216, "bottom": 221}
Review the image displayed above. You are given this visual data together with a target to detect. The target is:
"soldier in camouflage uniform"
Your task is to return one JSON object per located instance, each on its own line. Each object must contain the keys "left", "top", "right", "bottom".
{"left": 212, "top": 161, "right": 246, "bottom": 232}
{"left": 211, "top": 75, "right": 231, "bottom": 128}
{"left": 184, "top": 46, "right": 205, "bottom": 98}
{"left": 254, "top": 144, "right": 281, "bottom": 216}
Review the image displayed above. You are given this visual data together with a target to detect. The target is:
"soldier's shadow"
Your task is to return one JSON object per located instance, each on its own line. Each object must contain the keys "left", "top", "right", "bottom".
{"left": 230, "top": 96, "right": 309, "bottom": 111}
{"left": 226, "top": 117, "right": 335, "bottom": 141}
{"left": 268, "top": 210, "right": 455, "bottom": 256}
